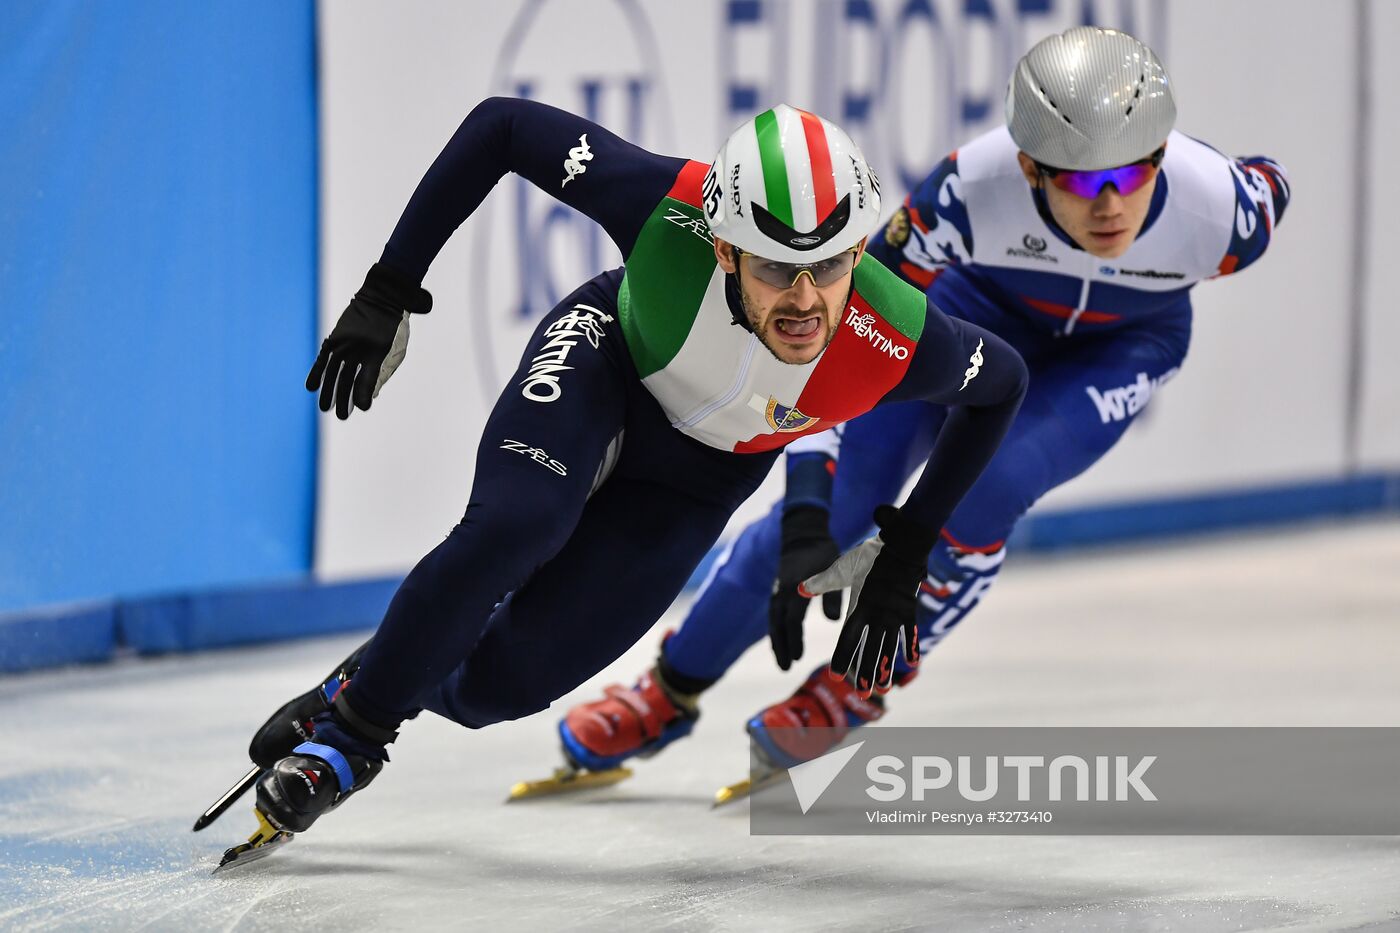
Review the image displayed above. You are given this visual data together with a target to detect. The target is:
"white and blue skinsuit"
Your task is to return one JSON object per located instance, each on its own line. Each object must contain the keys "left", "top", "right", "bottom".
{"left": 663, "top": 125, "right": 1290, "bottom": 685}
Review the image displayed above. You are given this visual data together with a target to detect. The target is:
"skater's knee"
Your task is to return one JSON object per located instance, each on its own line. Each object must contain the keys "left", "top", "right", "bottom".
{"left": 915, "top": 537, "right": 1007, "bottom": 647}
{"left": 714, "top": 510, "right": 783, "bottom": 593}
{"left": 456, "top": 494, "right": 578, "bottom": 562}
{"left": 451, "top": 677, "right": 553, "bottom": 728}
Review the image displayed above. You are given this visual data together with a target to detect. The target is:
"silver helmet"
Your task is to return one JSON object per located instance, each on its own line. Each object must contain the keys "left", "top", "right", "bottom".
{"left": 1006, "top": 26, "right": 1175, "bottom": 171}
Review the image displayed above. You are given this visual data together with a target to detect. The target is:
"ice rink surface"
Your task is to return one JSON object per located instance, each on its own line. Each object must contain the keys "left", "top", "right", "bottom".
{"left": 2, "top": 519, "right": 1398, "bottom": 932}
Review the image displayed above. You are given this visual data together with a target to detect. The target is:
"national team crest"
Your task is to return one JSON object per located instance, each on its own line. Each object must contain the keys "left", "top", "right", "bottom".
{"left": 884, "top": 205, "right": 911, "bottom": 248}
{"left": 753, "top": 394, "right": 820, "bottom": 433}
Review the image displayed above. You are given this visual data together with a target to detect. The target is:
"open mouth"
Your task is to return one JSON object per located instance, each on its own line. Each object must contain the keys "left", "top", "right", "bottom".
{"left": 773, "top": 315, "right": 822, "bottom": 342}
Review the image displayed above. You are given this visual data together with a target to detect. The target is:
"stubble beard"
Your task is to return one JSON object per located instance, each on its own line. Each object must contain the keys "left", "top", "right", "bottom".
{"left": 739, "top": 285, "right": 839, "bottom": 366}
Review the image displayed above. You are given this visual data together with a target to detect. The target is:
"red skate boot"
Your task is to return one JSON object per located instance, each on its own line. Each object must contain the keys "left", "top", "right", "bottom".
{"left": 746, "top": 665, "right": 914, "bottom": 771}
{"left": 558, "top": 668, "right": 699, "bottom": 771}
{"left": 509, "top": 659, "right": 702, "bottom": 800}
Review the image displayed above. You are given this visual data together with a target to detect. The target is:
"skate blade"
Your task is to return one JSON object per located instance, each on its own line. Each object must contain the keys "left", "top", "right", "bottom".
{"left": 194, "top": 765, "right": 262, "bottom": 832}
{"left": 212, "top": 807, "right": 294, "bottom": 874}
{"left": 507, "top": 766, "right": 633, "bottom": 801}
{"left": 712, "top": 768, "right": 787, "bottom": 809}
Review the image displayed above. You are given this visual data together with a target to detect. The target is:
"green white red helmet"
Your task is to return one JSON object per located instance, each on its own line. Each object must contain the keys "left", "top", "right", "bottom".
{"left": 703, "top": 104, "right": 882, "bottom": 264}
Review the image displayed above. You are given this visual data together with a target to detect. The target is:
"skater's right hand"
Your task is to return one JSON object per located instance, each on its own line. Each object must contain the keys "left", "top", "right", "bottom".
{"left": 769, "top": 506, "right": 843, "bottom": 671}
{"left": 306, "top": 262, "right": 432, "bottom": 420}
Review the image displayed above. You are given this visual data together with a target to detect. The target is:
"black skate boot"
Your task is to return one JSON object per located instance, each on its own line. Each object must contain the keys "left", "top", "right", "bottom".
{"left": 254, "top": 691, "right": 395, "bottom": 835}
{"left": 194, "top": 642, "right": 367, "bottom": 835}
{"left": 248, "top": 642, "right": 368, "bottom": 768}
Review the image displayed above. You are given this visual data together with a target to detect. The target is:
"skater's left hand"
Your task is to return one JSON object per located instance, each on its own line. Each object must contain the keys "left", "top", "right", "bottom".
{"left": 769, "top": 507, "right": 843, "bottom": 671}
{"left": 801, "top": 505, "right": 936, "bottom": 696}
{"left": 307, "top": 262, "right": 433, "bottom": 420}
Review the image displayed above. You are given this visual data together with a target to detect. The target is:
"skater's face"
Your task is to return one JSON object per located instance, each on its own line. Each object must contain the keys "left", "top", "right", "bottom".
{"left": 1017, "top": 146, "right": 1164, "bottom": 259}
{"left": 714, "top": 238, "right": 866, "bottom": 365}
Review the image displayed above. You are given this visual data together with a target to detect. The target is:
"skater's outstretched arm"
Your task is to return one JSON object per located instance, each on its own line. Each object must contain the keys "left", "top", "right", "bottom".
{"left": 380, "top": 97, "right": 690, "bottom": 280}
{"left": 801, "top": 299, "right": 1026, "bottom": 695}
{"left": 308, "top": 97, "right": 690, "bottom": 419}
{"left": 885, "top": 309, "right": 1027, "bottom": 532}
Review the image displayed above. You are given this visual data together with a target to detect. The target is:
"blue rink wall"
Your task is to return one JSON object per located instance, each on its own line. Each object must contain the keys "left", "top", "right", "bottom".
{"left": 0, "top": 3, "right": 319, "bottom": 667}
{"left": 3, "top": 3, "right": 1400, "bottom": 674}
{"left": 3, "top": 472, "right": 1398, "bottom": 674}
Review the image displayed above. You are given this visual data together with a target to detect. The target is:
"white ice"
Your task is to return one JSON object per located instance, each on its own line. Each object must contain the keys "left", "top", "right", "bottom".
{"left": 2, "top": 519, "right": 1399, "bottom": 931}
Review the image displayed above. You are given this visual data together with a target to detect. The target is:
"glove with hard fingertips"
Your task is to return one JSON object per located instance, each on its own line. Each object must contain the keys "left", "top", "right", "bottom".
{"left": 802, "top": 505, "right": 939, "bottom": 697}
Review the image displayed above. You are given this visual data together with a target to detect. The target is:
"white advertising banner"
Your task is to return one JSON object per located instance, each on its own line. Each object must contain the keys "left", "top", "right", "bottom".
{"left": 316, "top": 0, "right": 1387, "bottom": 577}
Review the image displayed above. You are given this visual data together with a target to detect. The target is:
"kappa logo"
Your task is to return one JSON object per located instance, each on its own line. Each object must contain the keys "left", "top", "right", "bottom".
{"left": 960, "top": 338, "right": 984, "bottom": 390}
{"left": 500, "top": 439, "right": 568, "bottom": 476}
{"left": 844, "top": 308, "right": 910, "bottom": 359}
{"left": 663, "top": 206, "right": 713, "bottom": 243}
{"left": 560, "top": 134, "right": 594, "bottom": 187}
{"left": 521, "top": 302, "right": 614, "bottom": 403}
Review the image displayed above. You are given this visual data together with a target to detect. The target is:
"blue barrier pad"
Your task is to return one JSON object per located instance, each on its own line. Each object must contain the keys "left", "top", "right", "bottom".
{"left": 1012, "top": 473, "right": 1400, "bottom": 551}
{"left": 117, "top": 576, "right": 402, "bottom": 655}
{"left": 0, "top": 602, "right": 118, "bottom": 673}
{"left": 3, "top": 473, "right": 1398, "bottom": 673}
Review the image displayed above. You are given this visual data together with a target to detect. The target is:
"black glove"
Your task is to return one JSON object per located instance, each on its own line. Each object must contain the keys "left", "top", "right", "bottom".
{"left": 768, "top": 507, "right": 843, "bottom": 671}
{"left": 306, "top": 262, "right": 433, "bottom": 420}
{"left": 801, "top": 505, "right": 938, "bottom": 697}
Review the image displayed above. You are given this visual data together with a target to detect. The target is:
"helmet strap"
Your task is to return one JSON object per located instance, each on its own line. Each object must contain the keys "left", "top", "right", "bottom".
{"left": 723, "top": 265, "right": 755, "bottom": 332}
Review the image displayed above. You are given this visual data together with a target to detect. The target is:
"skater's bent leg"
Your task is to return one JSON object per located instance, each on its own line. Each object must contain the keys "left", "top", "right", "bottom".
{"left": 661, "top": 401, "right": 939, "bottom": 684}
{"left": 346, "top": 275, "right": 630, "bottom": 725}
{"left": 906, "top": 324, "right": 1190, "bottom": 669}
{"left": 427, "top": 465, "right": 774, "bottom": 727}
{"left": 660, "top": 506, "right": 782, "bottom": 684}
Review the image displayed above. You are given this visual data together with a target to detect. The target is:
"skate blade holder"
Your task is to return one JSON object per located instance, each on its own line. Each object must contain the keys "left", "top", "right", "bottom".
{"left": 712, "top": 768, "right": 787, "bottom": 809}
{"left": 213, "top": 807, "right": 295, "bottom": 874}
{"left": 506, "top": 765, "right": 633, "bottom": 801}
